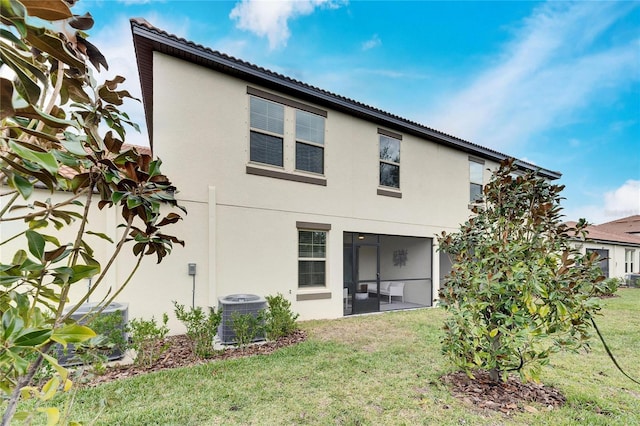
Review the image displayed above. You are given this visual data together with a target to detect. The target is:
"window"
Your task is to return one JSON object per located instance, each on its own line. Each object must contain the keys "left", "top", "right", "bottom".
{"left": 250, "top": 97, "right": 284, "bottom": 166}
{"left": 587, "top": 248, "right": 609, "bottom": 278}
{"left": 247, "top": 88, "right": 327, "bottom": 183}
{"left": 469, "top": 159, "right": 484, "bottom": 202}
{"left": 626, "top": 249, "right": 635, "bottom": 273}
{"left": 295, "top": 110, "right": 324, "bottom": 174}
{"left": 298, "top": 230, "right": 327, "bottom": 287}
{"left": 379, "top": 134, "right": 400, "bottom": 188}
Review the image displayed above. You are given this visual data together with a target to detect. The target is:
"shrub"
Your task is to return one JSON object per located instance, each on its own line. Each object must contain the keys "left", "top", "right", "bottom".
{"left": 126, "top": 314, "right": 170, "bottom": 368}
{"left": 173, "top": 302, "right": 222, "bottom": 358}
{"left": 70, "top": 311, "right": 128, "bottom": 377}
{"left": 599, "top": 278, "right": 621, "bottom": 297}
{"left": 438, "top": 159, "right": 605, "bottom": 383}
{"left": 230, "top": 311, "right": 263, "bottom": 349}
{"left": 263, "top": 293, "right": 299, "bottom": 340}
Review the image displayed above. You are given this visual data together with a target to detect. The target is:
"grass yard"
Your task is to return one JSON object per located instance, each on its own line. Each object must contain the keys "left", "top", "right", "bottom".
{"left": 29, "top": 289, "right": 640, "bottom": 425}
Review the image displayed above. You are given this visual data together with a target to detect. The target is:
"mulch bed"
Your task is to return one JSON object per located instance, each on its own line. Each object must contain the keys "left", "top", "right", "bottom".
{"left": 82, "top": 330, "right": 307, "bottom": 387}
{"left": 441, "top": 370, "right": 566, "bottom": 414}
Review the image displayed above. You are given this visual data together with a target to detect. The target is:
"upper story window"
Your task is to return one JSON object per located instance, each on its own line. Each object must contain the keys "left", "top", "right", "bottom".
{"left": 250, "top": 97, "right": 284, "bottom": 167}
{"left": 469, "top": 158, "right": 484, "bottom": 202}
{"left": 295, "top": 110, "right": 325, "bottom": 174}
{"left": 247, "top": 87, "right": 327, "bottom": 185}
{"left": 379, "top": 132, "right": 401, "bottom": 189}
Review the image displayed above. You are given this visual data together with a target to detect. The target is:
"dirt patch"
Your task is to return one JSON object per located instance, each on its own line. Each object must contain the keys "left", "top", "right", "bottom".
{"left": 81, "top": 330, "right": 306, "bottom": 387}
{"left": 441, "top": 370, "right": 566, "bottom": 414}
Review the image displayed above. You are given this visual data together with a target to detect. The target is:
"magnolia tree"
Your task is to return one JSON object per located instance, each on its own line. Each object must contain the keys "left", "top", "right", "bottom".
{"left": 437, "top": 159, "right": 606, "bottom": 383}
{"left": 1, "top": 0, "right": 184, "bottom": 423}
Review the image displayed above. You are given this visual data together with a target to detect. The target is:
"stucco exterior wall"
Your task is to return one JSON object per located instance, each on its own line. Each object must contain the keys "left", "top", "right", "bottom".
{"left": 576, "top": 241, "right": 639, "bottom": 279}
{"left": 0, "top": 50, "right": 505, "bottom": 334}
{"left": 147, "top": 52, "right": 497, "bottom": 325}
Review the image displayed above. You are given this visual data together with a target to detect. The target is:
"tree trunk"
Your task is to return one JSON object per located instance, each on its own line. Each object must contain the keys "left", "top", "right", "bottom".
{"left": 489, "top": 367, "right": 500, "bottom": 382}
{"left": 1, "top": 353, "right": 44, "bottom": 425}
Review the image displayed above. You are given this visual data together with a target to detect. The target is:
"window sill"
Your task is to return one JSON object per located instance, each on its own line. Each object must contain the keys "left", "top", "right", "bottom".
{"left": 377, "top": 187, "right": 402, "bottom": 198}
{"left": 247, "top": 165, "right": 327, "bottom": 186}
{"left": 296, "top": 290, "right": 331, "bottom": 301}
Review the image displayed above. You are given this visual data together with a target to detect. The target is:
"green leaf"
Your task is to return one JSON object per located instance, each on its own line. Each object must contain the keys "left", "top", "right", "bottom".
{"left": 12, "top": 249, "right": 28, "bottom": 265}
{"left": 14, "top": 328, "right": 51, "bottom": 347}
{"left": 489, "top": 328, "right": 499, "bottom": 338}
{"left": 25, "top": 230, "right": 45, "bottom": 260}
{"left": 0, "top": 45, "right": 42, "bottom": 103}
{"left": 6, "top": 347, "right": 29, "bottom": 374}
{"left": 68, "top": 264, "right": 100, "bottom": 283}
{"left": 13, "top": 104, "right": 75, "bottom": 130}
{"left": 0, "top": 28, "right": 27, "bottom": 50}
{"left": 8, "top": 173, "right": 34, "bottom": 199}
{"left": 9, "top": 141, "right": 59, "bottom": 174}
{"left": 61, "top": 136, "right": 88, "bottom": 156}
{"left": 41, "top": 352, "right": 68, "bottom": 382}
{"left": 40, "top": 376, "right": 60, "bottom": 401}
{"left": 86, "top": 230, "right": 114, "bottom": 243}
{"left": 126, "top": 196, "right": 142, "bottom": 209}
{"left": 51, "top": 324, "right": 96, "bottom": 345}
{"left": 2, "top": 309, "right": 24, "bottom": 340}
{"left": 36, "top": 406, "right": 60, "bottom": 426}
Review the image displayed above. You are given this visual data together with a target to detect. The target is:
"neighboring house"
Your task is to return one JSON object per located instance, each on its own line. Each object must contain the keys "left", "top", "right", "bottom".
{"left": 566, "top": 218, "right": 640, "bottom": 281}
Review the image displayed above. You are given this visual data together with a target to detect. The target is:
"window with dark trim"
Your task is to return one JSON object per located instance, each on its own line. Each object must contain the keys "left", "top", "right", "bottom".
{"left": 295, "top": 109, "right": 324, "bottom": 174}
{"left": 248, "top": 88, "right": 327, "bottom": 180}
{"left": 469, "top": 158, "right": 484, "bottom": 202}
{"left": 250, "top": 96, "right": 284, "bottom": 167}
{"left": 379, "top": 134, "right": 400, "bottom": 189}
{"left": 298, "top": 230, "right": 327, "bottom": 287}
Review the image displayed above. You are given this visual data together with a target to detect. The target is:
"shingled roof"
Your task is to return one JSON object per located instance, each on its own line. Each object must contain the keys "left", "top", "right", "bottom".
{"left": 566, "top": 221, "right": 640, "bottom": 247}
{"left": 130, "top": 18, "right": 561, "bottom": 180}
{"left": 597, "top": 215, "right": 640, "bottom": 235}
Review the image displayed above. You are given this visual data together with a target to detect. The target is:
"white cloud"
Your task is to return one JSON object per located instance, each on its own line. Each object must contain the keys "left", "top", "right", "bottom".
{"left": 424, "top": 2, "right": 639, "bottom": 151}
{"left": 603, "top": 179, "right": 640, "bottom": 220}
{"left": 362, "top": 34, "right": 381, "bottom": 51}
{"left": 563, "top": 179, "right": 640, "bottom": 224}
{"left": 229, "top": 0, "right": 346, "bottom": 49}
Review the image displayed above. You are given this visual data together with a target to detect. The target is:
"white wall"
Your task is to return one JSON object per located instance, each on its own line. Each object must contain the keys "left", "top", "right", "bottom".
{"left": 577, "top": 241, "right": 639, "bottom": 279}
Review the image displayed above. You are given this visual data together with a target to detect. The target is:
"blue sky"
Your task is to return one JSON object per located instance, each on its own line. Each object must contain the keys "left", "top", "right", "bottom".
{"left": 78, "top": 0, "right": 639, "bottom": 224}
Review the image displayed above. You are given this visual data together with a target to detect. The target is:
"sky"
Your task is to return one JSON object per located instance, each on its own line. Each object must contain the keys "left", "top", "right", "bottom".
{"left": 75, "top": 0, "right": 639, "bottom": 225}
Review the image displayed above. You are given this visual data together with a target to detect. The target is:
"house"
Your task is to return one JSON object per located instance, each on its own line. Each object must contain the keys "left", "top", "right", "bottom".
{"left": 121, "top": 18, "right": 565, "bottom": 329}
{"left": 0, "top": 18, "right": 567, "bottom": 334}
{"left": 566, "top": 217, "right": 640, "bottom": 281}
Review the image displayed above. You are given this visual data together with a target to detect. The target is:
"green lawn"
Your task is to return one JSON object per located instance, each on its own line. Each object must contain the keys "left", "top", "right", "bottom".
{"left": 32, "top": 289, "right": 640, "bottom": 425}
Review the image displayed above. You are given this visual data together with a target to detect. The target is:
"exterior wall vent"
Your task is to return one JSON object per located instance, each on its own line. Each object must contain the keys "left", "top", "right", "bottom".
{"left": 57, "top": 302, "right": 129, "bottom": 366}
{"left": 217, "top": 294, "right": 266, "bottom": 344}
